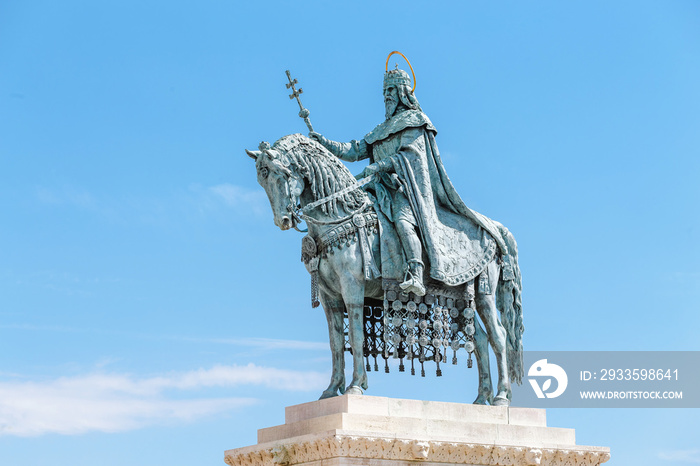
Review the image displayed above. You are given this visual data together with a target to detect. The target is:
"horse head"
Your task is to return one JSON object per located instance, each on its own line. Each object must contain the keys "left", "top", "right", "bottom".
{"left": 246, "top": 140, "right": 305, "bottom": 231}
{"left": 247, "top": 133, "right": 367, "bottom": 231}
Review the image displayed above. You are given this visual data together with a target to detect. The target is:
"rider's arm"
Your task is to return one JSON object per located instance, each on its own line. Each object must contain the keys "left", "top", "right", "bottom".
{"left": 329, "top": 139, "right": 370, "bottom": 162}
{"left": 309, "top": 132, "right": 369, "bottom": 162}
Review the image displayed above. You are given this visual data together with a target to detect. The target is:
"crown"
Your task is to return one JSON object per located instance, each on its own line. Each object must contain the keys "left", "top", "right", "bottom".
{"left": 384, "top": 69, "right": 411, "bottom": 88}
{"left": 384, "top": 51, "right": 416, "bottom": 92}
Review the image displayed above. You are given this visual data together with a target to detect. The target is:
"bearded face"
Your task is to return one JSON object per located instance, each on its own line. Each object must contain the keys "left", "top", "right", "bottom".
{"left": 384, "top": 85, "right": 399, "bottom": 119}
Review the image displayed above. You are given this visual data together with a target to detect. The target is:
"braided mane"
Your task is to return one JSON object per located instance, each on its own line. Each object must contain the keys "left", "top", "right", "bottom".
{"left": 272, "top": 134, "right": 368, "bottom": 215}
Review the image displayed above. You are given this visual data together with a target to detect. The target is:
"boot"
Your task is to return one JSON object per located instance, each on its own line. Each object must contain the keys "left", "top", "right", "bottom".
{"left": 400, "top": 260, "right": 426, "bottom": 296}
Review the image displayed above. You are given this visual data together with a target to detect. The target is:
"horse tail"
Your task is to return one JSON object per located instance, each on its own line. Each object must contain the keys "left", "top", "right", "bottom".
{"left": 495, "top": 224, "right": 524, "bottom": 385}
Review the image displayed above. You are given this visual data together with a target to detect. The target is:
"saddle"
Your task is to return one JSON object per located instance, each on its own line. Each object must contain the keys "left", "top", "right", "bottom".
{"left": 299, "top": 202, "right": 498, "bottom": 377}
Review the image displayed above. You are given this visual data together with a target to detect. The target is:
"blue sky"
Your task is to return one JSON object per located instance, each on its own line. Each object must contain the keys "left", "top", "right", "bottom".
{"left": 1, "top": 1, "right": 699, "bottom": 465}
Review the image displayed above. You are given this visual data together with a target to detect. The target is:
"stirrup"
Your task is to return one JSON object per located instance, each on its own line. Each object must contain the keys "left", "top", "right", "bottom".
{"left": 400, "top": 259, "right": 426, "bottom": 296}
{"left": 400, "top": 275, "right": 426, "bottom": 296}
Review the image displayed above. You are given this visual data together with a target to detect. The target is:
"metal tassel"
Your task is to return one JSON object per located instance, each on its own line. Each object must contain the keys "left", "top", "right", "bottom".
{"left": 311, "top": 271, "right": 320, "bottom": 308}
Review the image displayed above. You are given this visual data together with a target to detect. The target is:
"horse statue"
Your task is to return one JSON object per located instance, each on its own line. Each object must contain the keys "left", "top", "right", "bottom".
{"left": 246, "top": 133, "right": 523, "bottom": 405}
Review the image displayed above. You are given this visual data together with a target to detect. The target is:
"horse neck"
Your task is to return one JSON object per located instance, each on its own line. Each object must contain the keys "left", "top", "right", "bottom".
{"left": 298, "top": 189, "right": 342, "bottom": 237}
{"left": 298, "top": 177, "right": 361, "bottom": 238}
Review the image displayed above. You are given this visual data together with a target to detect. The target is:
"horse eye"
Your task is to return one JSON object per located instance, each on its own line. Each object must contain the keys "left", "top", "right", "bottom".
{"left": 260, "top": 167, "right": 269, "bottom": 179}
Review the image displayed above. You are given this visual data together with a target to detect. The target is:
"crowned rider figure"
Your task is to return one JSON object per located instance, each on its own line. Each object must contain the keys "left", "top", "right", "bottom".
{"left": 310, "top": 52, "right": 510, "bottom": 295}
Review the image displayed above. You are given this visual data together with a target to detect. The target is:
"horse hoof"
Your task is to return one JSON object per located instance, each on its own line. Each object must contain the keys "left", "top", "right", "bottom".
{"left": 345, "top": 385, "right": 364, "bottom": 396}
{"left": 472, "top": 395, "right": 489, "bottom": 405}
{"left": 319, "top": 389, "right": 338, "bottom": 400}
{"left": 492, "top": 395, "right": 510, "bottom": 406}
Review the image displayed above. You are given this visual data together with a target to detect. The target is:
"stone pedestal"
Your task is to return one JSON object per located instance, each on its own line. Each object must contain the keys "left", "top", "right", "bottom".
{"left": 224, "top": 395, "right": 610, "bottom": 466}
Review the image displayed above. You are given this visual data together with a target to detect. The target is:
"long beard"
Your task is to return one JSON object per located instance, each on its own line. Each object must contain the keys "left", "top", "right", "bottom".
{"left": 385, "top": 99, "right": 398, "bottom": 119}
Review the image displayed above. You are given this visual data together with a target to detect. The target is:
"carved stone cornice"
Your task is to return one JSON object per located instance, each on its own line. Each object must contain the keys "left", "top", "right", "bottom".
{"left": 224, "top": 435, "right": 610, "bottom": 466}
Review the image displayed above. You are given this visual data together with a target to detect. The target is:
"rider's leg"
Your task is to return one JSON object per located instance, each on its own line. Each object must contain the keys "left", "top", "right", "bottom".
{"left": 396, "top": 219, "right": 426, "bottom": 296}
{"left": 393, "top": 193, "right": 426, "bottom": 296}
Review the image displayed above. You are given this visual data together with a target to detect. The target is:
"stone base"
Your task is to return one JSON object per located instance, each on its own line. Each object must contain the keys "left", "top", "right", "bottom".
{"left": 224, "top": 395, "right": 609, "bottom": 466}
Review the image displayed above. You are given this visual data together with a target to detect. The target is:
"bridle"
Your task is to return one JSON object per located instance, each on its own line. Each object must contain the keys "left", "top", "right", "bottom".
{"left": 267, "top": 145, "right": 373, "bottom": 232}
{"left": 283, "top": 173, "right": 308, "bottom": 233}
{"left": 285, "top": 173, "right": 375, "bottom": 232}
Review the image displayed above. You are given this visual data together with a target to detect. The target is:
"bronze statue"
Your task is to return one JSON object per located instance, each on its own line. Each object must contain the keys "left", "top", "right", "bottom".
{"left": 246, "top": 52, "right": 523, "bottom": 406}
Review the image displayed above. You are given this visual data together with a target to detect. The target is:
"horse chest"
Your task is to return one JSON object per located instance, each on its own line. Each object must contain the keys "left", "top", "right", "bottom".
{"left": 317, "top": 245, "right": 364, "bottom": 291}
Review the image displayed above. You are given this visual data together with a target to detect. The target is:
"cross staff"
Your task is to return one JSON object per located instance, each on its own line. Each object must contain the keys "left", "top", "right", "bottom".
{"left": 285, "top": 70, "right": 314, "bottom": 132}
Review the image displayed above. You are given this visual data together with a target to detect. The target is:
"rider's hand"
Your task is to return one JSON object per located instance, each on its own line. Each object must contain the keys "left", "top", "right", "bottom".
{"left": 355, "top": 163, "right": 380, "bottom": 180}
{"left": 308, "top": 132, "right": 328, "bottom": 146}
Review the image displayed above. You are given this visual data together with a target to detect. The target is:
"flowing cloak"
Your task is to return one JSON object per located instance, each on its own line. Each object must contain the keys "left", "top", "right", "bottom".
{"left": 363, "top": 109, "right": 508, "bottom": 287}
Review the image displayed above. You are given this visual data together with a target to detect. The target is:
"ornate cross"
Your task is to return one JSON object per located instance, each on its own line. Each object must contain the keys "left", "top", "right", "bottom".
{"left": 285, "top": 70, "right": 314, "bottom": 132}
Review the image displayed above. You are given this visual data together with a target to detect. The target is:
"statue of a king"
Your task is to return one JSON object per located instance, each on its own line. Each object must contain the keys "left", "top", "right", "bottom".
{"left": 309, "top": 61, "right": 509, "bottom": 297}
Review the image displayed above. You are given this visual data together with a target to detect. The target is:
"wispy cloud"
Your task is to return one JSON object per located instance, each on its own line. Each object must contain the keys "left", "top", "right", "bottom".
{"left": 3, "top": 269, "right": 121, "bottom": 298}
{"left": 194, "top": 183, "right": 268, "bottom": 215}
{"left": 171, "top": 336, "right": 327, "bottom": 351}
{"left": 0, "top": 364, "right": 325, "bottom": 437}
{"left": 0, "top": 324, "right": 327, "bottom": 351}
{"left": 35, "top": 185, "right": 97, "bottom": 209}
{"left": 33, "top": 185, "right": 122, "bottom": 223}
{"left": 209, "top": 183, "right": 265, "bottom": 206}
{"left": 0, "top": 323, "right": 82, "bottom": 332}
{"left": 658, "top": 450, "right": 700, "bottom": 464}
{"left": 32, "top": 182, "right": 268, "bottom": 222}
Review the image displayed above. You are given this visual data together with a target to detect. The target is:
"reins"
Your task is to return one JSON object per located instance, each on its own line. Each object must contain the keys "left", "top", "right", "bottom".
{"left": 291, "top": 175, "right": 374, "bottom": 229}
{"left": 303, "top": 198, "right": 371, "bottom": 226}
{"left": 302, "top": 175, "right": 374, "bottom": 214}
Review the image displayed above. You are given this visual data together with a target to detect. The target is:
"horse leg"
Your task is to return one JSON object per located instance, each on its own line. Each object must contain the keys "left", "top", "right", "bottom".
{"left": 472, "top": 317, "right": 494, "bottom": 405}
{"left": 319, "top": 293, "right": 346, "bottom": 399}
{"left": 340, "top": 280, "right": 368, "bottom": 394}
{"left": 475, "top": 261, "right": 511, "bottom": 406}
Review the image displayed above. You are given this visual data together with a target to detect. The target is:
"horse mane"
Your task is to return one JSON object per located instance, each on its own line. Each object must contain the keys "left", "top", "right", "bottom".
{"left": 272, "top": 134, "right": 369, "bottom": 215}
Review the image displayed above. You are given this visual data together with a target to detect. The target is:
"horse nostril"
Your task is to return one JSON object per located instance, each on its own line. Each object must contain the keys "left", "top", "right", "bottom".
{"left": 281, "top": 217, "right": 292, "bottom": 229}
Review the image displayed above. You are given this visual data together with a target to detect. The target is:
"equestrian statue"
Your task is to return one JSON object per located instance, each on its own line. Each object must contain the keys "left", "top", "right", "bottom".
{"left": 245, "top": 52, "right": 523, "bottom": 406}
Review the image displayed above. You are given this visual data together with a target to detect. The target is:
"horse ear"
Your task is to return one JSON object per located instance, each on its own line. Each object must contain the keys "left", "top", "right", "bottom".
{"left": 245, "top": 149, "right": 261, "bottom": 160}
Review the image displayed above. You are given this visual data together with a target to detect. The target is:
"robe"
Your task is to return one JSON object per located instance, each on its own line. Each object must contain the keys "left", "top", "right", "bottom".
{"left": 359, "top": 110, "right": 507, "bottom": 286}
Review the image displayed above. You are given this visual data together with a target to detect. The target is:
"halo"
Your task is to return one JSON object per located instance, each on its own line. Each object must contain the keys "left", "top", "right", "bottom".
{"left": 385, "top": 51, "right": 416, "bottom": 93}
